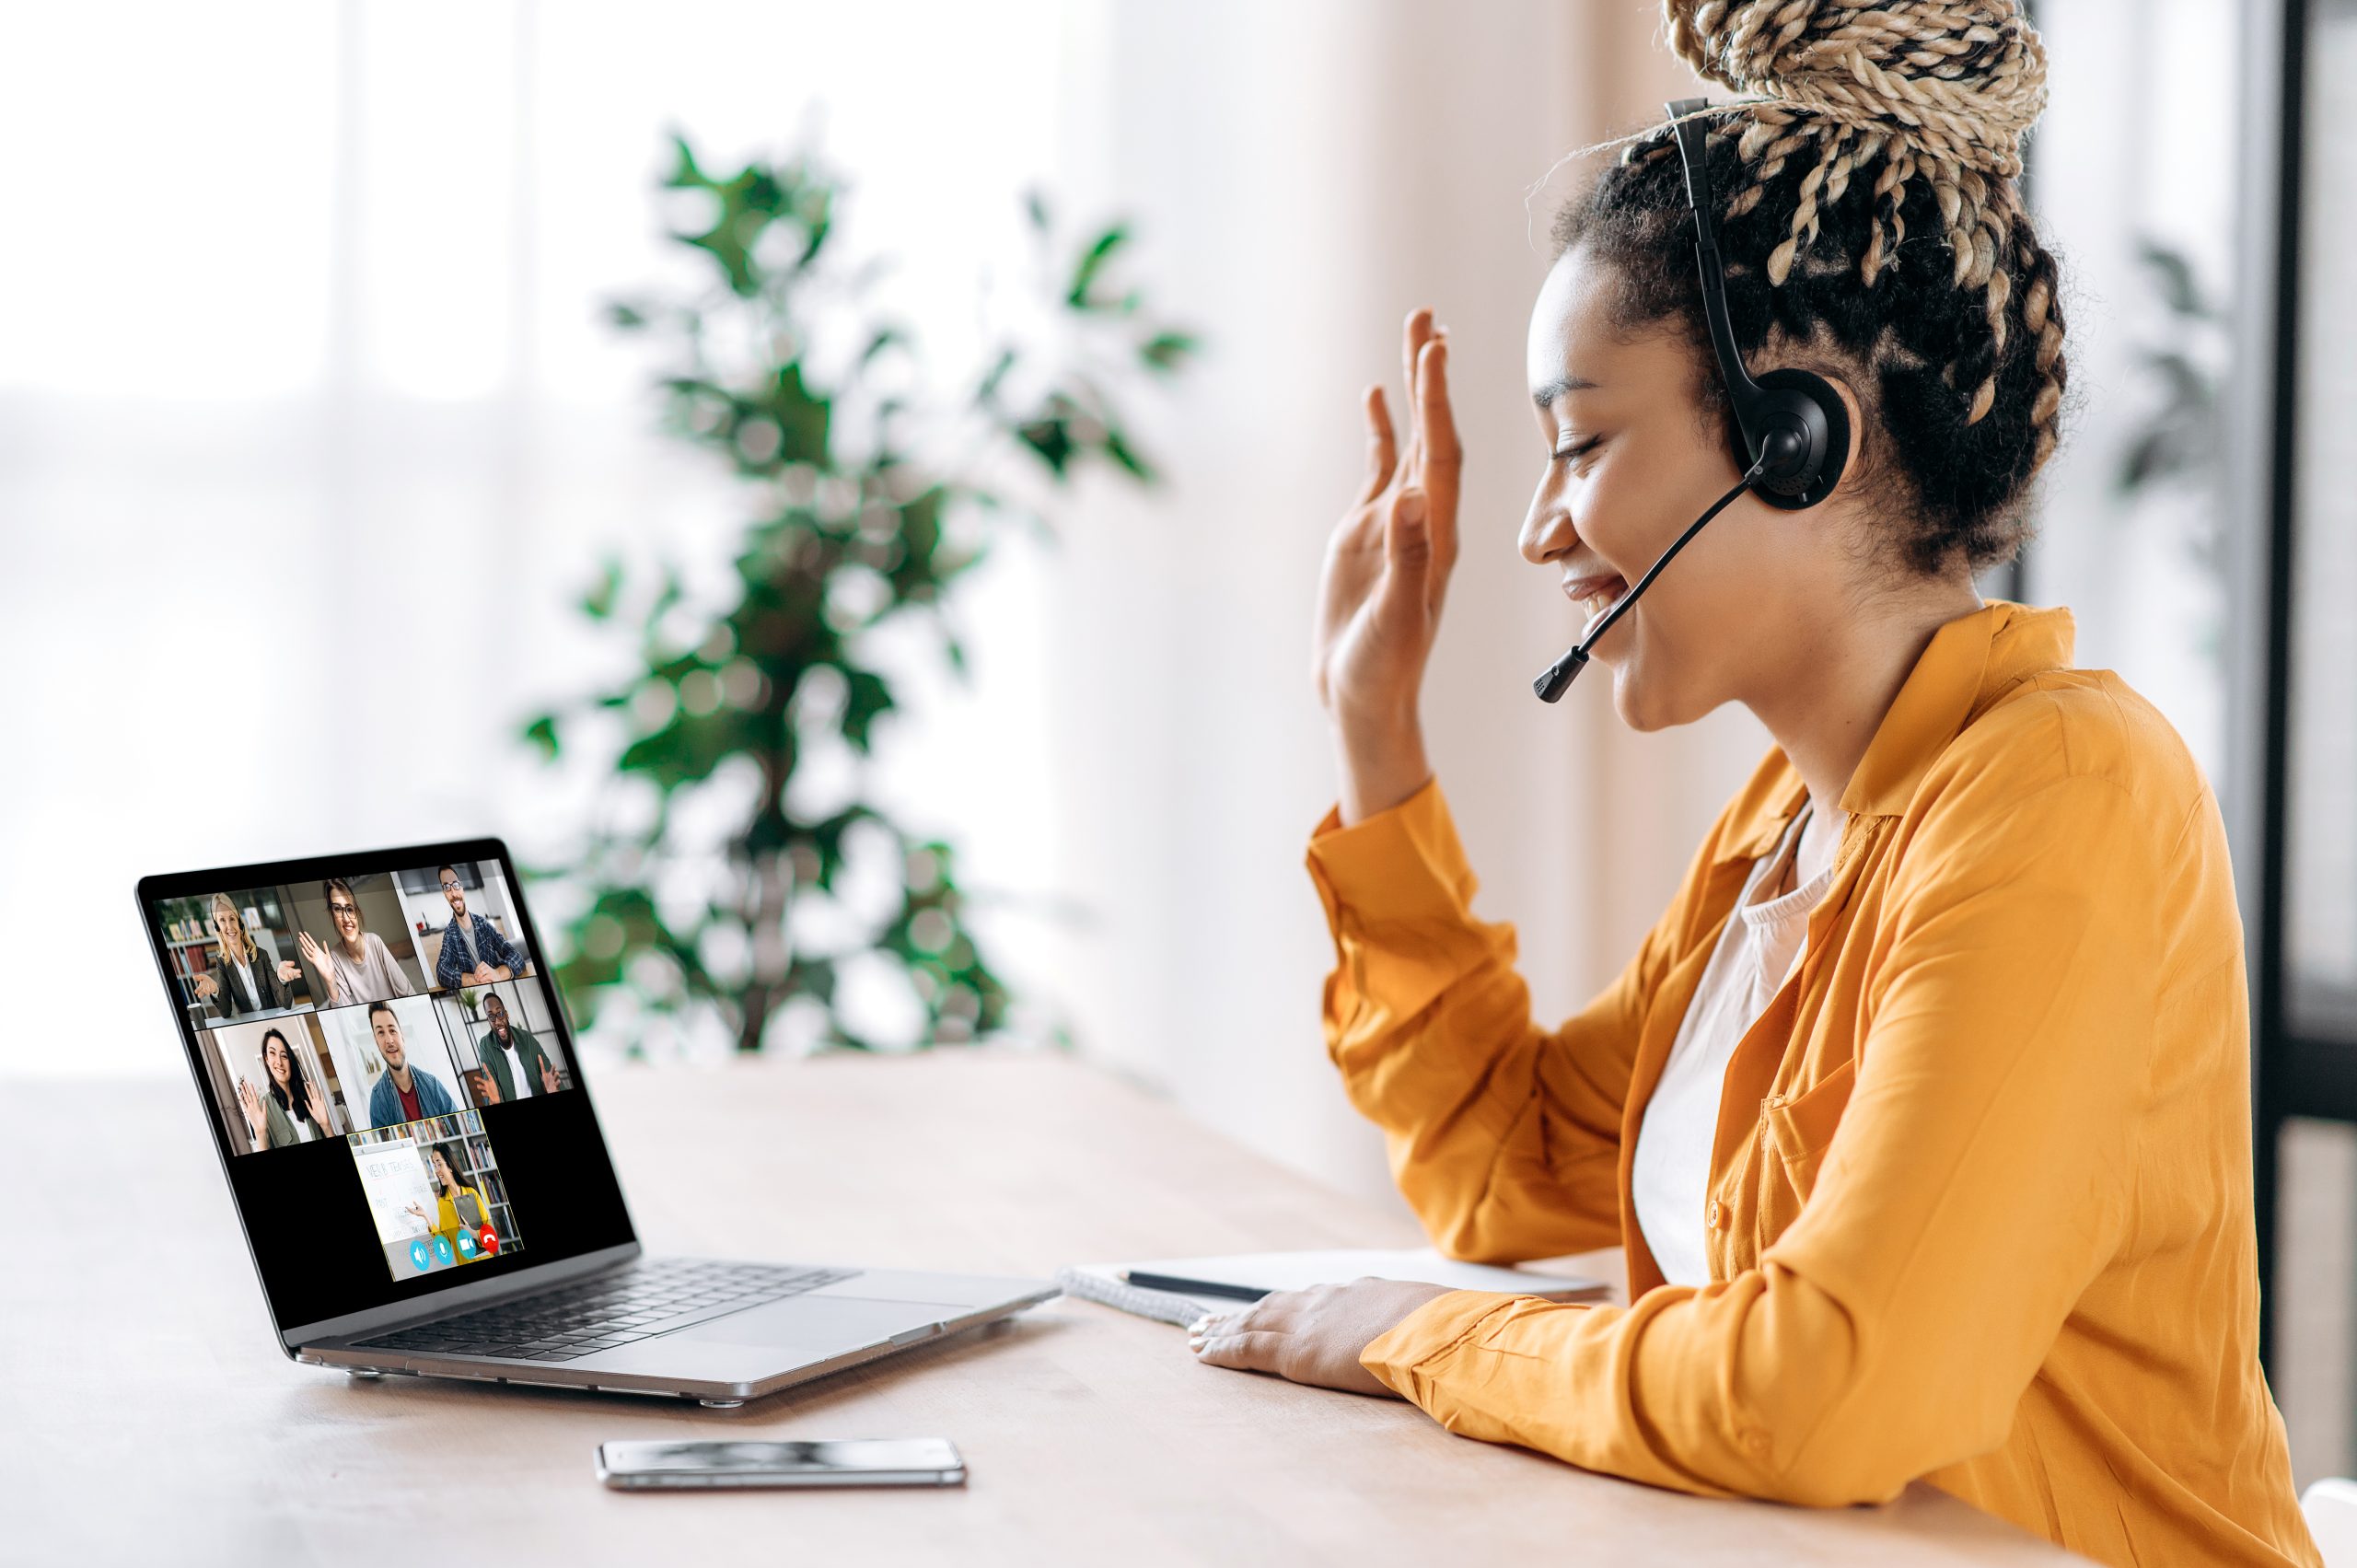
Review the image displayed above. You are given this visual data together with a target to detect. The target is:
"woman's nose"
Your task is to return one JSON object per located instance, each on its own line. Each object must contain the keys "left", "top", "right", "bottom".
{"left": 1519, "top": 504, "right": 1574, "bottom": 566}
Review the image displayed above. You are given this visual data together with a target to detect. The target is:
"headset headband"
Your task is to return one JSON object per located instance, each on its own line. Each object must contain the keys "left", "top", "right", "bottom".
{"left": 1664, "top": 97, "right": 1848, "bottom": 509}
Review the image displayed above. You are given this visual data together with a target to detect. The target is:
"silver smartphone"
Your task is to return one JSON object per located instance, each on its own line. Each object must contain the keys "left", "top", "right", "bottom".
{"left": 596, "top": 1438, "right": 966, "bottom": 1490}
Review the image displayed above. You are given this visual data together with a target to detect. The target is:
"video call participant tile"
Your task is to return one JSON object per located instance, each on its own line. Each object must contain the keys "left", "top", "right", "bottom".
{"left": 438, "top": 978, "right": 574, "bottom": 1108}
{"left": 347, "top": 1110, "right": 522, "bottom": 1281}
{"left": 319, "top": 995, "right": 467, "bottom": 1131}
{"left": 200, "top": 1014, "right": 351, "bottom": 1156}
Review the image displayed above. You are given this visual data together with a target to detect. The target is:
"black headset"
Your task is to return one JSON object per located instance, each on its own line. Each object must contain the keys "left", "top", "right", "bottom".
{"left": 1532, "top": 97, "right": 1852, "bottom": 703}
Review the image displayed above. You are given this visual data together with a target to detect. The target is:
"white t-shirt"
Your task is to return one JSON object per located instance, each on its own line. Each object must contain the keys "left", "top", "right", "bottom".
{"left": 495, "top": 1035, "right": 534, "bottom": 1099}
{"left": 1631, "top": 796, "right": 1843, "bottom": 1287}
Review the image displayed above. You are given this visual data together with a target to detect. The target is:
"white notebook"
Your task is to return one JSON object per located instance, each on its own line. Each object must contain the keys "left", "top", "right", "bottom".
{"left": 1058, "top": 1248, "right": 1610, "bottom": 1328}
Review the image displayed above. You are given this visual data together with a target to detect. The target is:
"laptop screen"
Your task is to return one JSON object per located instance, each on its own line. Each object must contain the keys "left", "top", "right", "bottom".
{"left": 139, "top": 842, "right": 635, "bottom": 1334}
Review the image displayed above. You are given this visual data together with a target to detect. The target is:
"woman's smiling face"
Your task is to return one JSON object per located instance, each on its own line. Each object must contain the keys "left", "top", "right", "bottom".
{"left": 1520, "top": 241, "right": 1849, "bottom": 732}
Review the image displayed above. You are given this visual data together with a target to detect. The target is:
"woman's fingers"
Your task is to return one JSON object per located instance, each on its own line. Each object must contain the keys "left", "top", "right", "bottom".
{"left": 1415, "top": 335, "right": 1460, "bottom": 482}
{"left": 1414, "top": 334, "right": 1460, "bottom": 587}
{"left": 1356, "top": 384, "right": 1397, "bottom": 506}
{"left": 1191, "top": 1329, "right": 1294, "bottom": 1376}
{"left": 1399, "top": 308, "right": 1434, "bottom": 475}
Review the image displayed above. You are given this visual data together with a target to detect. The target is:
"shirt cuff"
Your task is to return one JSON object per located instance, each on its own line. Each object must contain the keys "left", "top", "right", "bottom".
{"left": 1304, "top": 776, "right": 1482, "bottom": 935}
{"left": 1359, "top": 1289, "right": 1525, "bottom": 1404}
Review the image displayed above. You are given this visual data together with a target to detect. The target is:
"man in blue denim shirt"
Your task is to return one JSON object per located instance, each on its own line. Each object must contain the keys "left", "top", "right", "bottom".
{"left": 363, "top": 1001, "right": 459, "bottom": 1128}
{"left": 435, "top": 865, "right": 528, "bottom": 991}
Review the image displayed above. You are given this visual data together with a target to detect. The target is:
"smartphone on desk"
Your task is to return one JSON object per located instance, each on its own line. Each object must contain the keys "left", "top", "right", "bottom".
{"left": 597, "top": 1438, "right": 965, "bottom": 1491}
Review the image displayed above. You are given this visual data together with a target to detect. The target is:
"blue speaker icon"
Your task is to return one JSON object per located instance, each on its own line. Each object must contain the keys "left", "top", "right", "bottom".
{"left": 409, "top": 1239, "right": 431, "bottom": 1272}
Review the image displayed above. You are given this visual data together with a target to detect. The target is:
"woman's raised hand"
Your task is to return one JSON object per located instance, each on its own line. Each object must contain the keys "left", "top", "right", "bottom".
{"left": 297, "top": 931, "right": 340, "bottom": 1005}
{"left": 235, "top": 1076, "right": 267, "bottom": 1143}
{"left": 1314, "top": 308, "right": 1460, "bottom": 822}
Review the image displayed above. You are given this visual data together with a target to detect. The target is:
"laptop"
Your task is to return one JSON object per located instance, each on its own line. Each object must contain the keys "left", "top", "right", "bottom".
{"left": 139, "top": 839, "right": 1057, "bottom": 1408}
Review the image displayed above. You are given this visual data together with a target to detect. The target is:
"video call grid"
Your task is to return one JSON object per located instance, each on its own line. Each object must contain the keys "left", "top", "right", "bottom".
{"left": 154, "top": 861, "right": 580, "bottom": 1282}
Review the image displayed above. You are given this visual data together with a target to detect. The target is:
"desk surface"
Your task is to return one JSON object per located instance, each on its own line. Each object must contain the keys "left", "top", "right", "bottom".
{"left": 2, "top": 1052, "right": 2082, "bottom": 1565}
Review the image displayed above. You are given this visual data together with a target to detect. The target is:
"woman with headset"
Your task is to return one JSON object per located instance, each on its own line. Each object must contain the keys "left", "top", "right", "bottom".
{"left": 1188, "top": 4, "right": 2316, "bottom": 1565}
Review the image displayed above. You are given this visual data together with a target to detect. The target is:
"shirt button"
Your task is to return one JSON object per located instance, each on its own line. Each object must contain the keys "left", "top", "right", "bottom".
{"left": 1708, "top": 1200, "right": 1728, "bottom": 1229}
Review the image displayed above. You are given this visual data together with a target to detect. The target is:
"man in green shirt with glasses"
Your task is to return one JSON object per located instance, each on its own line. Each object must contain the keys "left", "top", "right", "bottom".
{"left": 473, "top": 991, "right": 561, "bottom": 1103}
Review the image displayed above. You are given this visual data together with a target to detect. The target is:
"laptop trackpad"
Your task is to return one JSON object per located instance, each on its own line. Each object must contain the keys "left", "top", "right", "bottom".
{"left": 671, "top": 1295, "right": 939, "bottom": 1352}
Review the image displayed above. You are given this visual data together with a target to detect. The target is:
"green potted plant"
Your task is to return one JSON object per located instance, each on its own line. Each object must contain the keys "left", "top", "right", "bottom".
{"left": 527, "top": 135, "right": 1195, "bottom": 1055}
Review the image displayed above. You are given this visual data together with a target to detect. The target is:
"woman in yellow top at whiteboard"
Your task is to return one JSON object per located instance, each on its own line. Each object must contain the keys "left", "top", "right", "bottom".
{"left": 416, "top": 1144, "right": 494, "bottom": 1264}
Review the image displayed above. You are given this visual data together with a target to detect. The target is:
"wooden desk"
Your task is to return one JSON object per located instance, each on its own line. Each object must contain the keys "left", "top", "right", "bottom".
{"left": 1, "top": 1053, "right": 2083, "bottom": 1565}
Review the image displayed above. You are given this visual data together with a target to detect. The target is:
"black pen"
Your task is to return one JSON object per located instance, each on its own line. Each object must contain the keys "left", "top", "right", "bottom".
{"left": 1123, "top": 1271, "right": 1268, "bottom": 1302}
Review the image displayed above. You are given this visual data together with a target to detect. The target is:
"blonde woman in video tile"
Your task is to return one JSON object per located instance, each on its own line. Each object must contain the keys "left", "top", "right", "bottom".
{"left": 298, "top": 877, "right": 414, "bottom": 1006}
{"left": 234, "top": 1027, "right": 338, "bottom": 1149}
{"left": 193, "top": 893, "right": 302, "bottom": 1018}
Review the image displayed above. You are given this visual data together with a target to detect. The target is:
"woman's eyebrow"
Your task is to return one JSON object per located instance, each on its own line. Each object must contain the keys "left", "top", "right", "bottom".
{"left": 1530, "top": 374, "right": 1601, "bottom": 409}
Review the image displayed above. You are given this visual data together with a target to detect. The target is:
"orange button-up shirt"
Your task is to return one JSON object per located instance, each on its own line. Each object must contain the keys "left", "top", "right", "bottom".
{"left": 1306, "top": 601, "right": 2317, "bottom": 1568}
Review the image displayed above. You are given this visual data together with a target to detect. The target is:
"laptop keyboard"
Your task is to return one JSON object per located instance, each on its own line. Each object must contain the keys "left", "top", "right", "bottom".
{"left": 355, "top": 1259, "right": 860, "bottom": 1363}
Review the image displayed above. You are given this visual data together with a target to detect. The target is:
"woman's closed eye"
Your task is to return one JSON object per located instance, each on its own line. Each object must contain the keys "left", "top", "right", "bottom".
{"left": 1551, "top": 436, "right": 1601, "bottom": 468}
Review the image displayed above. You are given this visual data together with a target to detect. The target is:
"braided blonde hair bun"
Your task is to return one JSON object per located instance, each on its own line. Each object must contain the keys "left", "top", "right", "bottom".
{"left": 1555, "top": 0, "right": 2071, "bottom": 575}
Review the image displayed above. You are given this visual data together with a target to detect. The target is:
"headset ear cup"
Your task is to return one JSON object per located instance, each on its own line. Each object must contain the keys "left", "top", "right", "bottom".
{"left": 1751, "top": 367, "right": 1851, "bottom": 510}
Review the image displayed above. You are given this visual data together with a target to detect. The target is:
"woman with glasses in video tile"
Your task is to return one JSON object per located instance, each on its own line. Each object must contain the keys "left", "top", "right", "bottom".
{"left": 298, "top": 877, "right": 415, "bottom": 1007}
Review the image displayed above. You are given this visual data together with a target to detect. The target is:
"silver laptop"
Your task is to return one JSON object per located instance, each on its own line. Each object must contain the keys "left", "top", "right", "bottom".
{"left": 139, "top": 839, "right": 1056, "bottom": 1408}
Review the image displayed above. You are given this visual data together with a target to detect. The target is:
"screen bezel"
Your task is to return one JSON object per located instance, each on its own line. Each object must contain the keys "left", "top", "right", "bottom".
{"left": 136, "top": 835, "right": 642, "bottom": 1351}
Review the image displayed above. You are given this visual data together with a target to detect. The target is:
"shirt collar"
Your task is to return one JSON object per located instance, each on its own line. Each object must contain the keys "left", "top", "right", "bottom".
{"left": 1716, "top": 598, "right": 2077, "bottom": 860}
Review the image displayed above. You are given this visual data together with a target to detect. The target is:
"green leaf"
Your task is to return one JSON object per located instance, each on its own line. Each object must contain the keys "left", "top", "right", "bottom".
{"left": 617, "top": 709, "right": 761, "bottom": 787}
{"left": 1101, "top": 426, "right": 1153, "bottom": 482}
{"left": 1017, "top": 416, "right": 1075, "bottom": 476}
{"left": 765, "top": 361, "right": 831, "bottom": 465}
{"left": 976, "top": 346, "right": 1016, "bottom": 405}
{"left": 1139, "top": 330, "right": 1199, "bottom": 371}
{"left": 664, "top": 133, "right": 711, "bottom": 192}
{"left": 640, "top": 568, "right": 685, "bottom": 641}
{"left": 580, "top": 558, "right": 623, "bottom": 621}
{"left": 842, "top": 668, "right": 896, "bottom": 752}
{"left": 521, "top": 714, "right": 562, "bottom": 759}
{"left": 788, "top": 955, "right": 837, "bottom": 1005}
{"left": 1065, "top": 223, "right": 1129, "bottom": 308}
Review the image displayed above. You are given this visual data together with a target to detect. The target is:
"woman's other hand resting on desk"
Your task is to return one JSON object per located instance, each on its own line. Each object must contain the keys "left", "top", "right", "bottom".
{"left": 1190, "top": 1279, "right": 1455, "bottom": 1397}
{"left": 1315, "top": 308, "right": 1461, "bottom": 827}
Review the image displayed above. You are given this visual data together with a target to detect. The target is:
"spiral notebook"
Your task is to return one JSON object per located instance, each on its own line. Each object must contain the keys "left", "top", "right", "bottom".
{"left": 1057, "top": 1248, "right": 1610, "bottom": 1328}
